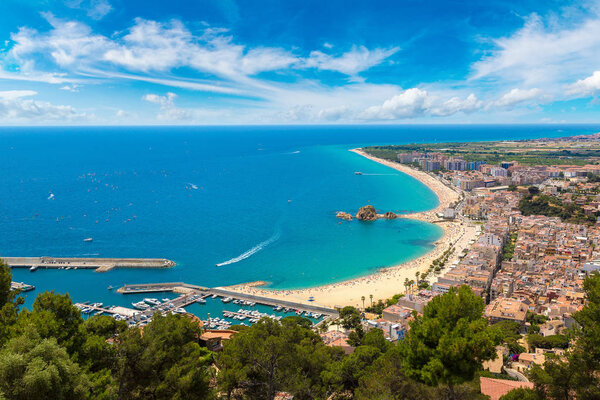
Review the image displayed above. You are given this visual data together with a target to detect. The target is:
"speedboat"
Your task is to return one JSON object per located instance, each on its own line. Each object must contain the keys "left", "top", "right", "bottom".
{"left": 132, "top": 301, "right": 150, "bottom": 310}
{"left": 83, "top": 238, "right": 93, "bottom": 242}
{"left": 144, "top": 298, "right": 161, "bottom": 306}
{"left": 222, "top": 297, "right": 232, "bottom": 303}
{"left": 196, "top": 298, "right": 206, "bottom": 304}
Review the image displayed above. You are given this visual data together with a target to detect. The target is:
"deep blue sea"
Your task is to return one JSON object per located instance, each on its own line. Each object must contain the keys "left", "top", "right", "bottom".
{"left": 2, "top": 125, "right": 599, "bottom": 315}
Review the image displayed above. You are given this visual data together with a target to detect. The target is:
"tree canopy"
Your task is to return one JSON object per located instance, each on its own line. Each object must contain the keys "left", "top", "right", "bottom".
{"left": 399, "top": 285, "right": 501, "bottom": 398}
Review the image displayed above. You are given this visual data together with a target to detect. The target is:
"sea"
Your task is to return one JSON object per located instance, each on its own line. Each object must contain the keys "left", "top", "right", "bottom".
{"left": 2, "top": 124, "right": 599, "bottom": 317}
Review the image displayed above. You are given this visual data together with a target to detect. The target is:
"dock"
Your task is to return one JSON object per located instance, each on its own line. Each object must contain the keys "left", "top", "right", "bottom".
{"left": 4, "top": 257, "right": 176, "bottom": 272}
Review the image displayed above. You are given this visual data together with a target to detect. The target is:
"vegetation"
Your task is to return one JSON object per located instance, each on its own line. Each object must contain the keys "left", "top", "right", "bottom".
{"left": 502, "top": 232, "right": 518, "bottom": 261}
{"left": 527, "top": 334, "right": 569, "bottom": 350}
{"left": 364, "top": 293, "right": 404, "bottom": 316}
{"left": 2, "top": 259, "right": 600, "bottom": 399}
{"left": 363, "top": 139, "right": 600, "bottom": 167}
{"left": 398, "top": 285, "right": 502, "bottom": 399}
{"left": 519, "top": 193, "right": 596, "bottom": 224}
{"left": 493, "top": 320, "right": 525, "bottom": 354}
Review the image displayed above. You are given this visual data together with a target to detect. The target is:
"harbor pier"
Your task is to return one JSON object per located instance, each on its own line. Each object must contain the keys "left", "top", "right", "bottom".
{"left": 4, "top": 256, "right": 176, "bottom": 272}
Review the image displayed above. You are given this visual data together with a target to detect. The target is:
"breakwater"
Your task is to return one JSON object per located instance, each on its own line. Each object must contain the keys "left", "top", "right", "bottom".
{"left": 5, "top": 257, "right": 176, "bottom": 272}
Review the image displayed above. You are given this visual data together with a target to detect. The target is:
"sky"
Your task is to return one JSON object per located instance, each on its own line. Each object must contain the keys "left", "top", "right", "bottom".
{"left": 2, "top": 0, "right": 600, "bottom": 125}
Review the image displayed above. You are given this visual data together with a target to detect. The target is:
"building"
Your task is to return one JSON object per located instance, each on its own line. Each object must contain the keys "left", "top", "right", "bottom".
{"left": 395, "top": 291, "right": 438, "bottom": 313}
{"left": 485, "top": 298, "right": 528, "bottom": 325}
{"left": 443, "top": 208, "right": 456, "bottom": 219}
{"left": 381, "top": 304, "right": 413, "bottom": 322}
{"left": 199, "top": 330, "right": 237, "bottom": 352}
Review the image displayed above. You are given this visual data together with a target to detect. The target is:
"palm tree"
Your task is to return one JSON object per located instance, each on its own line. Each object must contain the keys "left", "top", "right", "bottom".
{"left": 409, "top": 279, "right": 415, "bottom": 294}
{"left": 404, "top": 278, "right": 410, "bottom": 294}
{"left": 361, "top": 295, "right": 366, "bottom": 309}
{"left": 369, "top": 294, "right": 373, "bottom": 307}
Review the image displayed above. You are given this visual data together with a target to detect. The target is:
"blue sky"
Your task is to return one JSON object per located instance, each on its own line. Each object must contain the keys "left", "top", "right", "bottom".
{"left": 2, "top": 0, "right": 600, "bottom": 124}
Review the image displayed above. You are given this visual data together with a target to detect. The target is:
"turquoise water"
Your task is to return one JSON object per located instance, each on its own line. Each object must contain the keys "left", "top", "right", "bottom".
{"left": 2, "top": 125, "right": 599, "bottom": 315}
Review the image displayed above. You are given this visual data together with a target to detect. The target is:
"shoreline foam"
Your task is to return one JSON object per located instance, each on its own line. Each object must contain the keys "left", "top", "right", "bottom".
{"left": 222, "top": 148, "right": 478, "bottom": 308}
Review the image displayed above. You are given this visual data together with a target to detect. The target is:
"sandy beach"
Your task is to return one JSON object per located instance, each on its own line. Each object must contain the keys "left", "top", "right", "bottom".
{"left": 222, "top": 148, "right": 479, "bottom": 308}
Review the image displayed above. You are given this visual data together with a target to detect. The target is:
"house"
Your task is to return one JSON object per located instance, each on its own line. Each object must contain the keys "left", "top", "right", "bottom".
{"left": 199, "top": 330, "right": 237, "bottom": 352}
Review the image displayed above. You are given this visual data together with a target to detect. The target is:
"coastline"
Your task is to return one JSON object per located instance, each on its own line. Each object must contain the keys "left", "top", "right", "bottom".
{"left": 222, "top": 148, "right": 478, "bottom": 308}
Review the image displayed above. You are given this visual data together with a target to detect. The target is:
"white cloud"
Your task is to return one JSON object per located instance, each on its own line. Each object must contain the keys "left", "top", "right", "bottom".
{"left": 10, "top": 13, "right": 110, "bottom": 68}
{"left": 567, "top": 71, "right": 600, "bottom": 96}
{"left": 0, "top": 90, "right": 38, "bottom": 99}
{"left": 472, "top": 12, "right": 600, "bottom": 89}
{"left": 356, "top": 89, "right": 484, "bottom": 120}
{"left": 142, "top": 92, "right": 191, "bottom": 120}
{"left": 7, "top": 16, "right": 393, "bottom": 88}
{"left": 360, "top": 88, "right": 430, "bottom": 119}
{"left": 430, "top": 93, "right": 482, "bottom": 116}
{"left": 87, "top": 0, "right": 112, "bottom": 20}
{"left": 317, "top": 105, "right": 352, "bottom": 121}
{"left": 304, "top": 45, "right": 399, "bottom": 76}
{"left": 60, "top": 84, "right": 80, "bottom": 92}
{"left": 0, "top": 90, "right": 87, "bottom": 121}
{"left": 492, "top": 88, "right": 545, "bottom": 108}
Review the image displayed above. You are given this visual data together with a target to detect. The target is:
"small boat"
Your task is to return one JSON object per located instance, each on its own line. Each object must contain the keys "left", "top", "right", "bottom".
{"left": 174, "top": 307, "right": 186, "bottom": 314}
{"left": 196, "top": 298, "right": 206, "bottom": 304}
{"left": 107, "top": 285, "right": 113, "bottom": 290}
{"left": 354, "top": 171, "right": 363, "bottom": 175}
{"left": 29, "top": 266, "right": 38, "bottom": 272}
{"left": 222, "top": 297, "right": 232, "bottom": 303}
{"left": 83, "top": 237, "right": 93, "bottom": 242}
{"left": 162, "top": 298, "right": 170, "bottom": 302}
{"left": 211, "top": 294, "right": 218, "bottom": 299}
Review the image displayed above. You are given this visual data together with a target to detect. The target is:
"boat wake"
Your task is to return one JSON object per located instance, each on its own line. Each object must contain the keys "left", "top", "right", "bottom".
{"left": 216, "top": 231, "right": 281, "bottom": 267}
{"left": 284, "top": 150, "right": 300, "bottom": 155}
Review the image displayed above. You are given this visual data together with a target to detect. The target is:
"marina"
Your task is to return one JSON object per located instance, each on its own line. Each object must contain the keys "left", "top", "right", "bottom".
{"left": 5, "top": 256, "right": 176, "bottom": 272}
{"left": 73, "top": 282, "right": 337, "bottom": 329}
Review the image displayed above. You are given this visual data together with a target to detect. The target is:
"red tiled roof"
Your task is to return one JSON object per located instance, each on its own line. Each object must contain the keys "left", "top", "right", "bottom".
{"left": 480, "top": 377, "right": 534, "bottom": 400}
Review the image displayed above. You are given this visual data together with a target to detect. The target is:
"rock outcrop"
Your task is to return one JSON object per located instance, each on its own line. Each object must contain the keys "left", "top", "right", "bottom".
{"left": 382, "top": 211, "right": 397, "bottom": 219}
{"left": 336, "top": 212, "right": 353, "bottom": 221}
{"left": 356, "top": 205, "right": 378, "bottom": 221}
